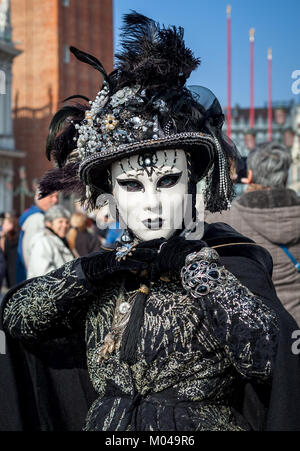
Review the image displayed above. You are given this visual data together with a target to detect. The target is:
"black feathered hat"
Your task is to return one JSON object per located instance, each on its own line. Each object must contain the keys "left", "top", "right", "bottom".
{"left": 40, "top": 11, "right": 239, "bottom": 212}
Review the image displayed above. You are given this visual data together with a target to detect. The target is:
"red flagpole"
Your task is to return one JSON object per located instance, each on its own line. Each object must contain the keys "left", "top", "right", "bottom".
{"left": 268, "top": 48, "right": 273, "bottom": 142}
{"left": 227, "top": 5, "right": 232, "bottom": 138}
{"left": 249, "top": 28, "right": 255, "bottom": 129}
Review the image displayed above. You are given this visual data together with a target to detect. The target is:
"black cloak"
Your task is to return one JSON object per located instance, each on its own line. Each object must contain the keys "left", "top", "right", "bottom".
{"left": 0, "top": 222, "right": 300, "bottom": 431}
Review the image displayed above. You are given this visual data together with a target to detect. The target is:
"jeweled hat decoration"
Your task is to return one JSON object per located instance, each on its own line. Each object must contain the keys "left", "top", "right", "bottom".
{"left": 40, "top": 11, "right": 239, "bottom": 213}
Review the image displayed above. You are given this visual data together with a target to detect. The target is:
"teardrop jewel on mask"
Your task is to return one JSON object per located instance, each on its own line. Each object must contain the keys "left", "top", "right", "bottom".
{"left": 120, "top": 230, "right": 133, "bottom": 244}
{"left": 116, "top": 231, "right": 139, "bottom": 262}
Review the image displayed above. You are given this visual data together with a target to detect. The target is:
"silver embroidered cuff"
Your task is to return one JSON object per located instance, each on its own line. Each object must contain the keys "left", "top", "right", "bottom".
{"left": 181, "top": 247, "right": 230, "bottom": 297}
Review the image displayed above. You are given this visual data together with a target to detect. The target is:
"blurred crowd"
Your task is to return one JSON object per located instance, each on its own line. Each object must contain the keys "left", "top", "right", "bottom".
{"left": 0, "top": 191, "right": 122, "bottom": 296}
{"left": 0, "top": 141, "right": 299, "bottom": 326}
{"left": 206, "top": 141, "right": 300, "bottom": 325}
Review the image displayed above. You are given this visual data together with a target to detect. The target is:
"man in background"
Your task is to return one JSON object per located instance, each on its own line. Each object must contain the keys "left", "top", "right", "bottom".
{"left": 16, "top": 191, "right": 59, "bottom": 283}
{"left": 206, "top": 142, "right": 300, "bottom": 325}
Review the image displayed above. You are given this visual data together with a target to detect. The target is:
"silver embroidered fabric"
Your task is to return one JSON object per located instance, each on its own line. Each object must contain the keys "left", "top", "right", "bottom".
{"left": 3, "top": 257, "right": 279, "bottom": 431}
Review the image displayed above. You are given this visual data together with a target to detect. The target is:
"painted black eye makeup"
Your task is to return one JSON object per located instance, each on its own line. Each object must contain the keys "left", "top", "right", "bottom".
{"left": 117, "top": 179, "right": 144, "bottom": 192}
{"left": 157, "top": 172, "right": 182, "bottom": 189}
{"left": 117, "top": 172, "right": 182, "bottom": 192}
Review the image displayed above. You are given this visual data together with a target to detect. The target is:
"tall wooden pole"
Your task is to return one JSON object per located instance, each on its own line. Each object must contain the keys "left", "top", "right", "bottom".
{"left": 249, "top": 28, "right": 255, "bottom": 129}
{"left": 227, "top": 5, "right": 232, "bottom": 138}
{"left": 268, "top": 48, "right": 273, "bottom": 142}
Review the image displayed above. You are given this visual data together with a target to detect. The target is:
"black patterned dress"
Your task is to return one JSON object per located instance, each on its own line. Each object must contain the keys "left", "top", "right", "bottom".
{"left": 2, "top": 253, "right": 279, "bottom": 431}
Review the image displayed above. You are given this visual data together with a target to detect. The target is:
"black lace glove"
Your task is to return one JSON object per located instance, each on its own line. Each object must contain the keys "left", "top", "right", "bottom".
{"left": 80, "top": 244, "right": 159, "bottom": 285}
{"left": 150, "top": 236, "right": 208, "bottom": 280}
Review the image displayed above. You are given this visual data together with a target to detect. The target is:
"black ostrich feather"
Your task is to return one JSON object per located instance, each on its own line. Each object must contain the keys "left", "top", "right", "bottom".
{"left": 42, "top": 104, "right": 88, "bottom": 200}
{"left": 115, "top": 11, "right": 200, "bottom": 91}
{"left": 38, "top": 163, "right": 84, "bottom": 199}
{"left": 70, "top": 46, "right": 112, "bottom": 90}
{"left": 46, "top": 104, "right": 87, "bottom": 166}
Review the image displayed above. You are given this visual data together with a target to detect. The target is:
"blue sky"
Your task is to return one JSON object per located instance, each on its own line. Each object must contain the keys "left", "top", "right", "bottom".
{"left": 113, "top": 0, "right": 300, "bottom": 108}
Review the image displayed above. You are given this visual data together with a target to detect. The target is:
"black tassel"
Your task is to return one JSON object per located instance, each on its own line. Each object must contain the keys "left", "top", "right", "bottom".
{"left": 120, "top": 287, "right": 149, "bottom": 365}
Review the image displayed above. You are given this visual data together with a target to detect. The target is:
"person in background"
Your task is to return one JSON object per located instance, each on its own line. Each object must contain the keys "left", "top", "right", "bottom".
{"left": 0, "top": 213, "right": 4, "bottom": 230}
{"left": 27, "top": 205, "right": 74, "bottom": 279}
{"left": 0, "top": 249, "right": 5, "bottom": 294}
{"left": 104, "top": 220, "right": 123, "bottom": 247}
{"left": 0, "top": 214, "right": 6, "bottom": 293}
{"left": 66, "top": 212, "right": 100, "bottom": 257}
{"left": 0, "top": 215, "right": 19, "bottom": 288}
{"left": 206, "top": 142, "right": 300, "bottom": 325}
{"left": 17, "top": 191, "right": 59, "bottom": 282}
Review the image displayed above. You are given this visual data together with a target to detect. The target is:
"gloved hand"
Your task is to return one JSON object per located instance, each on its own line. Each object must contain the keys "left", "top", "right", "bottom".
{"left": 80, "top": 242, "right": 160, "bottom": 285}
{"left": 150, "top": 236, "right": 208, "bottom": 280}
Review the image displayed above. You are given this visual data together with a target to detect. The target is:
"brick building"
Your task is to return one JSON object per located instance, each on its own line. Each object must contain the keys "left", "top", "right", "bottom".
{"left": 0, "top": 0, "right": 22, "bottom": 213}
{"left": 10, "top": 0, "right": 113, "bottom": 212}
{"left": 223, "top": 102, "right": 296, "bottom": 157}
{"left": 223, "top": 102, "right": 300, "bottom": 195}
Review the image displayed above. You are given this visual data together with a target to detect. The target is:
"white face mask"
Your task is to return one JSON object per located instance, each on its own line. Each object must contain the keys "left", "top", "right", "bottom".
{"left": 111, "top": 149, "right": 189, "bottom": 241}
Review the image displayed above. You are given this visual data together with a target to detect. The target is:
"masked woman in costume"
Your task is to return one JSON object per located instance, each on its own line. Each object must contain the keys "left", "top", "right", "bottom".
{"left": 1, "top": 13, "right": 300, "bottom": 431}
